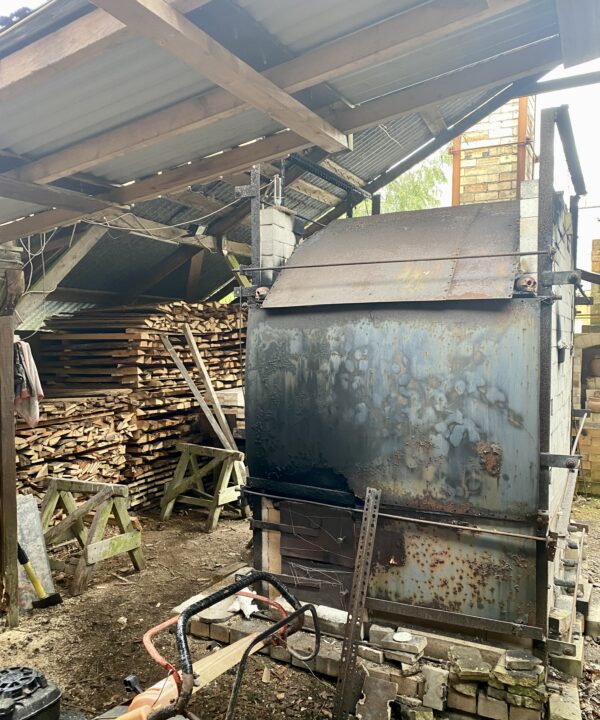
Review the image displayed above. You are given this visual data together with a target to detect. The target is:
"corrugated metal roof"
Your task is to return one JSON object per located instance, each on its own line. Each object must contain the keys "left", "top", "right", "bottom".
{"left": 0, "top": 0, "right": 574, "bottom": 324}
{"left": 17, "top": 299, "right": 94, "bottom": 332}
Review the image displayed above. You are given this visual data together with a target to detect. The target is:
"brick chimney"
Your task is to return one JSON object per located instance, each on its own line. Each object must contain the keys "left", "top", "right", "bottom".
{"left": 451, "top": 96, "right": 536, "bottom": 205}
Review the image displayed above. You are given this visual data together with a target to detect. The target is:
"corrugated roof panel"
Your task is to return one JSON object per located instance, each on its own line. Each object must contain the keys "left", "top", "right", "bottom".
{"left": 91, "top": 109, "right": 282, "bottom": 183}
{"left": 17, "top": 300, "right": 95, "bottom": 332}
{"left": 236, "top": 0, "right": 419, "bottom": 54}
{"left": 329, "top": 1, "right": 558, "bottom": 106}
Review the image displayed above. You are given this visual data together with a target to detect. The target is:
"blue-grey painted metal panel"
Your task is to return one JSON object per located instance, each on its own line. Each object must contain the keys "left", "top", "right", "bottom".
{"left": 246, "top": 299, "right": 541, "bottom": 621}
{"left": 247, "top": 301, "right": 540, "bottom": 519}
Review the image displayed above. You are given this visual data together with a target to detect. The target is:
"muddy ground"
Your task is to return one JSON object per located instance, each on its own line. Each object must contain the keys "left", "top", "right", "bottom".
{"left": 4, "top": 500, "right": 600, "bottom": 719}
{"left": 0, "top": 511, "right": 333, "bottom": 719}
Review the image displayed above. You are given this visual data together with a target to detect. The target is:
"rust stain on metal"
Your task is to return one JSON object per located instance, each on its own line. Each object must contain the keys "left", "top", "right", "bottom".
{"left": 477, "top": 442, "right": 503, "bottom": 477}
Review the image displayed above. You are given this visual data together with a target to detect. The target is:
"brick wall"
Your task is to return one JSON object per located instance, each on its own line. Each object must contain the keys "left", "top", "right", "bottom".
{"left": 573, "top": 239, "right": 600, "bottom": 494}
{"left": 457, "top": 97, "right": 536, "bottom": 204}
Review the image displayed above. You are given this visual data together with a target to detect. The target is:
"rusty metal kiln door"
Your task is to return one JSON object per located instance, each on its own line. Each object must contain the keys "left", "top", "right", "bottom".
{"left": 247, "top": 302, "right": 541, "bottom": 626}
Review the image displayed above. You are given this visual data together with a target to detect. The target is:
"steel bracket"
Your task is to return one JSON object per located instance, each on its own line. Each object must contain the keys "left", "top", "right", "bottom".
{"left": 540, "top": 453, "right": 580, "bottom": 469}
{"left": 540, "top": 269, "right": 581, "bottom": 286}
{"left": 233, "top": 285, "right": 259, "bottom": 299}
{"left": 234, "top": 185, "right": 259, "bottom": 199}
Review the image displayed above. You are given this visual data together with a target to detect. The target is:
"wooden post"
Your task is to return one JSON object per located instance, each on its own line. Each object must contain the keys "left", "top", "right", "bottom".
{"left": 0, "top": 314, "right": 18, "bottom": 626}
{"left": 516, "top": 95, "right": 529, "bottom": 199}
{"left": 451, "top": 136, "right": 462, "bottom": 206}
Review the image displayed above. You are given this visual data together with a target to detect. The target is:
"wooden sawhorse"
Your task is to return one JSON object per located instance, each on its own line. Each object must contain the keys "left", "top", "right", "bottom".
{"left": 160, "top": 443, "right": 249, "bottom": 532}
{"left": 40, "top": 478, "right": 145, "bottom": 595}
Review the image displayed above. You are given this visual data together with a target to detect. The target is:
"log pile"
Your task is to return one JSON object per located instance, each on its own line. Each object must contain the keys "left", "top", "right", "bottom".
{"left": 17, "top": 302, "right": 247, "bottom": 508}
{"left": 16, "top": 392, "right": 135, "bottom": 497}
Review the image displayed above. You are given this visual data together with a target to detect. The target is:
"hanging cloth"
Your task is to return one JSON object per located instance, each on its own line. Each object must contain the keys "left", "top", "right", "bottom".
{"left": 14, "top": 340, "right": 44, "bottom": 428}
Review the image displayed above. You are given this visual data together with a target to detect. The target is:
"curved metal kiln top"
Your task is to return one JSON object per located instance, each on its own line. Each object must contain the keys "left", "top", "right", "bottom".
{"left": 263, "top": 201, "right": 520, "bottom": 308}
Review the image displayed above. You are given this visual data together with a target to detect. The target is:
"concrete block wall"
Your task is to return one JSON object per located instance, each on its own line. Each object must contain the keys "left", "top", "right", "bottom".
{"left": 458, "top": 97, "right": 535, "bottom": 204}
{"left": 259, "top": 206, "right": 296, "bottom": 285}
{"left": 548, "top": 198, "right": 575, "bottom": 513}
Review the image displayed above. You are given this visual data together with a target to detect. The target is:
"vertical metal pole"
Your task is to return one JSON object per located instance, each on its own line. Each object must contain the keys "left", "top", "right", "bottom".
{"left": 536, "top": 108, "right": 556, "bottom": 650}
{"left": 0, "top": 313, "right": 18, "bottom": 627}
{"left": 250, "top": 165, "right": 261, "bottom": 286}
{"left": 346, "top": 195, "right": 353, "bottom": 218}
{"left": 333, "top": 488, "right": 381, "bottom": 720}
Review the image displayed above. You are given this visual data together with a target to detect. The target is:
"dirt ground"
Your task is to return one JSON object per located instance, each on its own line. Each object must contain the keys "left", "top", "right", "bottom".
{"left": 0, "top": 511, "right": 333, "bottom": 719}
{"left": 572, "top": 496, "right": 600, "bottom": 720}
{"left": 6, "top": 500, "right": 600, "bottom": 719}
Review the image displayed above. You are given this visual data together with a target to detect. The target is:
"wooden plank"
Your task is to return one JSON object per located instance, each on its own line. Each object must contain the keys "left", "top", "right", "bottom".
{"left": 84, "top": 530, "right": 141, "bottom": 565}
{"left": 0, "top": 0, "right": 213, "bottom": 101}
{"left": 185, "top": 251, "right": 205, "bottom": 303}
{"left": 160, "top": 334, "right": 232, "bottom": 449}
{"left": 8, "top": 0, "right": 527, "bottom": 186}
{"left": 45, "top": 484, "right": 114, "bottom": 545}
{"left": 111, "top": 496, "right": 145, "bottom": 571}
{"left": 53, "top": 478, "right": 129, "bottom": 496}
{"left": 0, "top": 175, "right": 113, "bottom": 214}
{"left": 72, "top": 499, "right": 113, "bottom": 594}
{"left": 420, "top": 105, "right": 448, "bottom": 137}
{"left": 175, "top": 443, "right": 242, "bottom": 460}
{"left": 16, "top": 225, "right": 108, "bottom": 325}
{"left": 556, "top": 0, "right": 600, "bottom": 68}
{"left": 183, "top": 323, "right": 237, "bottom": 449}
{"left": 0, "top": 315, "right": 18, "bottom": 626}
{"left": 92, "top": 0, "right": 348, "bottom": 153}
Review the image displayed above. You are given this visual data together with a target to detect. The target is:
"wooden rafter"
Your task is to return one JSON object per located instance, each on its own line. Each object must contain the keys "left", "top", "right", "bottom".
{"left": 15, "top": 225, "right": 109, "bottom": 324}
{"left": 0, "top": 0, "right": 213, "bottom": 101}
{"left": 91, "top": 0, "right": 348, "bottom": 153}
{"left": 0, "top": 175, "right": 113, "bottom": 214}
{"left": 0, "top": 36, "right": 562, "bottom": 245}
{"left": 8, "top": 0, "right": 529, "bottom": 187}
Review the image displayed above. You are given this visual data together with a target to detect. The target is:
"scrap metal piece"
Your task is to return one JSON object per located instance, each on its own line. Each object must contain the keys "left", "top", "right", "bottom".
{"left": 354, "top": 675, "right": 397, "bottom": 720}
{"left": 333, "top": 487, "right": 381, "bottom": 720}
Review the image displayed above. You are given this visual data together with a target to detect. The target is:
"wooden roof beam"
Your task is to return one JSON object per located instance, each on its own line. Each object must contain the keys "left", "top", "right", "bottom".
{"left": 91, "top": 0, "right": 348, "bottom": 153}
{"left": 7, "top": 0, "right": 531, "bottom": 187}
{"left": 0, "top": 36, "right": 562, "bottom": 244}
{"left": 0, "top": 175, "right": 114, "bottom": 214}
{"left": 0, "top": 0, "right": 213, "bottom": 101}
{"left": 15, "top": 225, "right": 108, "bottom": 324}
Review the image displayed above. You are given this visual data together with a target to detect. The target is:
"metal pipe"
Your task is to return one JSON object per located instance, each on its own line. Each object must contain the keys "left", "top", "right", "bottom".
{"left": 242, "top": 489, "right": 546, "bottom": 543}
{"left": 236, "top": 249, "right": 553, "bottom": 274}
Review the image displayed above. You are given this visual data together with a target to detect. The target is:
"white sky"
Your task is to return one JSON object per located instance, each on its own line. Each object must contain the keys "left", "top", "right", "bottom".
{"left": 1, "top": 0, "right": 599, "bottom": 267}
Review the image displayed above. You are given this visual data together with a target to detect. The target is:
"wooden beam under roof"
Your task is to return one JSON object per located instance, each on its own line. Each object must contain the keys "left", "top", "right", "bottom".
{"left": 0, "top": 0, "right": 213, "bottom": 101}
{"left": 555, "top": 0, "right": 600, "bottom": 68}
{"left": 8, "top": 0, "right": 529, "bottom": 187}
{"left": 420, "top": 106, "right": 448, "bottom": 137}
{"left": 330, "top": 36, "right": 561, "bottom": 133}
{"left": 91, "top": 0, "right": 348, "bottom": 153}
{"left": 15, "top": 225, "right": 108, "bottom": 324}
{"left": 0, "top": 38, "right": 562, "bottom": 244}
{"left": 0, "top": 175, "right": 113, "bottom": 214}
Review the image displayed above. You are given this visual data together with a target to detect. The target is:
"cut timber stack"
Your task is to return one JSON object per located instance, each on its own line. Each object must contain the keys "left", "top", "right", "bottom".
{"left": 36, "top": 302, "right": 246, "bottom": 508}
{"left": 16, "top": 392, "right": 135, "bottom": 498}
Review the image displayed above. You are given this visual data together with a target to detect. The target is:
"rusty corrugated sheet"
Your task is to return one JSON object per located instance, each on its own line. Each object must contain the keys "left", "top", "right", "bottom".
{"left": 263, "top": 202, "right": 520, "bottom": 308}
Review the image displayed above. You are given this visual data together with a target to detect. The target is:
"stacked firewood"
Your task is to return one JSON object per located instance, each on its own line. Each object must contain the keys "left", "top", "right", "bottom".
{"left": 22, "top": 302, "right": 247, "bottom": 508}
{"left": 16, "top": 393, "right": 135, "bottom": 497}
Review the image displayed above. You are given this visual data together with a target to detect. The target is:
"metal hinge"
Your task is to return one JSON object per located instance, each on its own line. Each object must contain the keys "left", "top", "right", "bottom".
{"left": 540, "top": 453, "right": 580, "bottom": 469}
{"left": 540, "top": 270, "right": 581, "bottom": 286}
